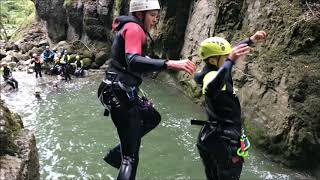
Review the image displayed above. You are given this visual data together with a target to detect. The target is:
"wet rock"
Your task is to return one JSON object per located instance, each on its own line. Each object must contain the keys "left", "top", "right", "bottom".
{"left": 90, "top": 61, "right": 99, "bottom": 69}
{"left": 82, "top": 57, "right": 92, "bottom": 69}
{"left": 38, "top": 40, "right": 49, "bottom": 47}
{"left": 4, "top": 41, "right": 19, "bottom": 51}
{"left": 7, "top": 62, "right": 17, "bottom": 69}
{"left": 95, "top": 51, "right": 109, "bottom": 66}
{"left": 0, "top": 50, "right": 6, "bottom": 60}
{"left": 0, "top": 102, "right": 39, "bottom": 180}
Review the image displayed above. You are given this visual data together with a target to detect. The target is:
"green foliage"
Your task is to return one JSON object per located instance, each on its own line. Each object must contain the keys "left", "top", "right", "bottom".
{"left": 0, "top": 0, "right": 35, "bottom": 39}
{"left": 63, "top": 0, "right": 75, "bottom": 8}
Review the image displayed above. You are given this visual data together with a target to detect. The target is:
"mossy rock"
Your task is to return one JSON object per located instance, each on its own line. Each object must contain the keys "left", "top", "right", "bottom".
{"left": 95, "top": 51, "right": 109, "bottom": 66}
{"left": 82, "top": 58, "right": 92, "bottom": 69}
{"left": 0, "top": 102, "right": 21, "bottom": 155}
{"left": 82, "top": 50, "right": 94, "bottom": 59}
{"left": 68, "top": 55, "right": 77, "bottom": 63}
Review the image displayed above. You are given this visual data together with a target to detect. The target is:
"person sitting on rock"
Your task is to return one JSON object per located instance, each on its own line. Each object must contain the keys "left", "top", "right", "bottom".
{"left": 31, "top": 53, "right": 43, "bottom": 78}
{"left": 1, "top": 62, "right": 18, "bottom": 89}
{"left": 41, "top": 46, "right": 55, "bottom": 63}
{"left": 49, "top": 53, "right": 62, "bottom": 75}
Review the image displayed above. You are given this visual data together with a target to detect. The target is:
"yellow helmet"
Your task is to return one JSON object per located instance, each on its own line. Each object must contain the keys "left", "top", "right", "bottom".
{"left": 129, "top": 0, "right": 160, "bottom": 13}
{"left": 198, "top": 37, "right": 232, "bottom": 60}
{"left": 76, "top": 55, "right": 80, "bottom": 60}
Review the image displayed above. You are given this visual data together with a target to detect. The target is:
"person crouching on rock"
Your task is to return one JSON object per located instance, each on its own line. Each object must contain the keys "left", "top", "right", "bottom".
{"left": 1, "top": 62, "right": 18, "bottom": 89}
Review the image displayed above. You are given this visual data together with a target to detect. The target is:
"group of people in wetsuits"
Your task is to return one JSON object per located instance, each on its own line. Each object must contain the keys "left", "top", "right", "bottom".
{"left": 97, "top": 0, "right": 267, "bottom": 180}
{"left": 40, "top": 46, "right": 85, "bottom": 80}
{"left": 1, "top": 46, "right": 85, "bottom": 90}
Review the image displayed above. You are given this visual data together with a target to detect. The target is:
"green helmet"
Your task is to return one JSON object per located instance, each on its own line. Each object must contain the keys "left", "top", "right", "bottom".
{"left": 198, "top": 37, "right": 232, "bottom": 60}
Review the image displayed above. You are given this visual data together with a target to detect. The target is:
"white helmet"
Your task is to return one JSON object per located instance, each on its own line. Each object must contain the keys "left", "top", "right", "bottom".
{"left": 33, "top": 53, "right": 37, "bottom": 57}
{"left": 129, "top": 0, "right": 160, "bottom": 13}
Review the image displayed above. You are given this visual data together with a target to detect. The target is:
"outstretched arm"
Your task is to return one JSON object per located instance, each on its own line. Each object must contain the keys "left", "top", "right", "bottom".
{"left": 205, "top": 44, "right": 251, "bottom": 96}
{"left": 238, "top": 31, "right": 267, "bottom": 46}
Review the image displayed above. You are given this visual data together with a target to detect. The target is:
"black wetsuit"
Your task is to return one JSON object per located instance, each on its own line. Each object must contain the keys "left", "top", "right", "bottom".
{"left": 61, "top": 55, "right": 71, "bottom": 81}
{"left": 31, "top": 57, "right": 42, "bottom": 78}
{"left": 3, "top": 67, "right": 18, "bottom": 89}
{"left": 97, "top": 15, "right": 167, "bottom": 180}
{"left": 193, "top": 39, "right": 252, "bottom": 180}
{"left": 74, "top": 60, "right": 83, "bottom": 77}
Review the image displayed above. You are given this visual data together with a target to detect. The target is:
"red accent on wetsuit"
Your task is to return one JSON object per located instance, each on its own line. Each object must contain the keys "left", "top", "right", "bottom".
{"left": 121, "top": 22, "right": 146, "bottom": 55}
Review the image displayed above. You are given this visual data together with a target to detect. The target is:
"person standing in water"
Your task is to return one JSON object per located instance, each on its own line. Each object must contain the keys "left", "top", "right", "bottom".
{"left": 97, "top": 0, "right": 195, "bottom": 179}
{"left": 31, "top": 53, "right": 43, "bottom": 78}
{"left": 193, "top": 31, "right": 267, "bottom": 180}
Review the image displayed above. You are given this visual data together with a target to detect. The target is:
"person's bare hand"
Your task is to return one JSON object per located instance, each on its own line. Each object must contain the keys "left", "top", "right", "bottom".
{"left": 228, "top": 44, "right": 251, "bottom": 62}
{"left": 166, "top": 59, "right": 196, "bottom": 75}
{"left": 250, "top": 31, "right": 267, "bottom": 43}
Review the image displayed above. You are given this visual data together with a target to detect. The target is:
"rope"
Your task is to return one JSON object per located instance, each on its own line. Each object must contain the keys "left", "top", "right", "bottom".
{"left": 72, "top": 40, "right": 93, "bottom": 53}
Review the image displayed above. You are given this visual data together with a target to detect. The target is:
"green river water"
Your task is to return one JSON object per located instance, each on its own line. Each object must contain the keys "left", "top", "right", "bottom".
{"left": 1, "top": 71, "right": 315, "bottom": 180}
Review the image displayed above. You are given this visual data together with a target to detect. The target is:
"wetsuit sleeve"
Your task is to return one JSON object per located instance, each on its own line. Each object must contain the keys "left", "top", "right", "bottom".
{"left": 205, "top": 59, "right": 234, "bottom": 97}
{"left": 126, "top": 54, "right": 167, "bottom": 72}
{"left": 122, "top": 23, "right": 167, "bottom": 72}
{"left": 194, "top": 66, "right": 211, "bottom": 85}
{"left": 237, "top": 38, "right": 253, "bottom": 46}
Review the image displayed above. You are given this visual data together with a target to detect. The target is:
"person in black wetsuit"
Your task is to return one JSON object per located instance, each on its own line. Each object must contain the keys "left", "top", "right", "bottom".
{"left": 193, "top": 31, "right": 267, "bottom": 180}
{"left": 97, "top": 0, "right": 196, "bottom": 179}
{"left": 60, "top": 50, "right": 71, "bottom": 81}
{"left": 31, "top": 53, "right": 43, "bottom": 78}
{"left": 2, "top": 62, "right": 18, "bottom": 89}
{"left": 74, "top": 55, "right": 84, "bottom": 77}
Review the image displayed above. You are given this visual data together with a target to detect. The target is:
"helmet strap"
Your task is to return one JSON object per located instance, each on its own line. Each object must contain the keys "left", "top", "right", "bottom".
{"left": 207, "top": 57, "right": 218, "bottom": 67}
{"left": 217, "top": 56, "right": 221, "bottom": 67}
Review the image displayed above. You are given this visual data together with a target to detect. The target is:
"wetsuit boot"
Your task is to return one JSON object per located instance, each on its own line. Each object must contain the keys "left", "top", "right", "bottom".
{"left": 104, "top": 144, "right": 122, "bottom": 169}
{"left": 117, "top": 155, "right": 139, "bottom": 180}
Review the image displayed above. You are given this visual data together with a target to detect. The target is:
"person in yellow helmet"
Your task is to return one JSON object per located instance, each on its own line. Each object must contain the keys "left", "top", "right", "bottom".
{"left": 193, "top": 31, "right": 267, "bottom": 180}
{"left": 74, "top": 55, "right": 84, "bottom": 77}
{"left": 97, "top": 0, "right": 195, "bottom": 179}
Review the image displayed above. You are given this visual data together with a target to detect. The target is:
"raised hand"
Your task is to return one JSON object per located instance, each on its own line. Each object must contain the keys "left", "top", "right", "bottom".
{"left": 250, "top": 31, "right": 267, "bottom": 43}
{"left": 228, "top": 44, "right": 251, "bottom": 62}
{"left": 166, "top": 59, "right": 196, "bottom": 75}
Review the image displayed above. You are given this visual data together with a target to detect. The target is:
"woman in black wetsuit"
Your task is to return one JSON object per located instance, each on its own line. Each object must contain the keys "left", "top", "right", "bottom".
{"left": 97, "top": 0, "right": 196, "bottom": 179}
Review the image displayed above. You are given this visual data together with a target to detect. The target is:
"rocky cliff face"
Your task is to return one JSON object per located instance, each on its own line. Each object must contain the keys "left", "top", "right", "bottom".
{"left": 35, "top": 0, "right": 114, "bottom": 43}
{"left": 34, "top": 0, "right": 319, "bottom": 174}
{"left": 0, "top": 101, "right": 39, "bottom": 180}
